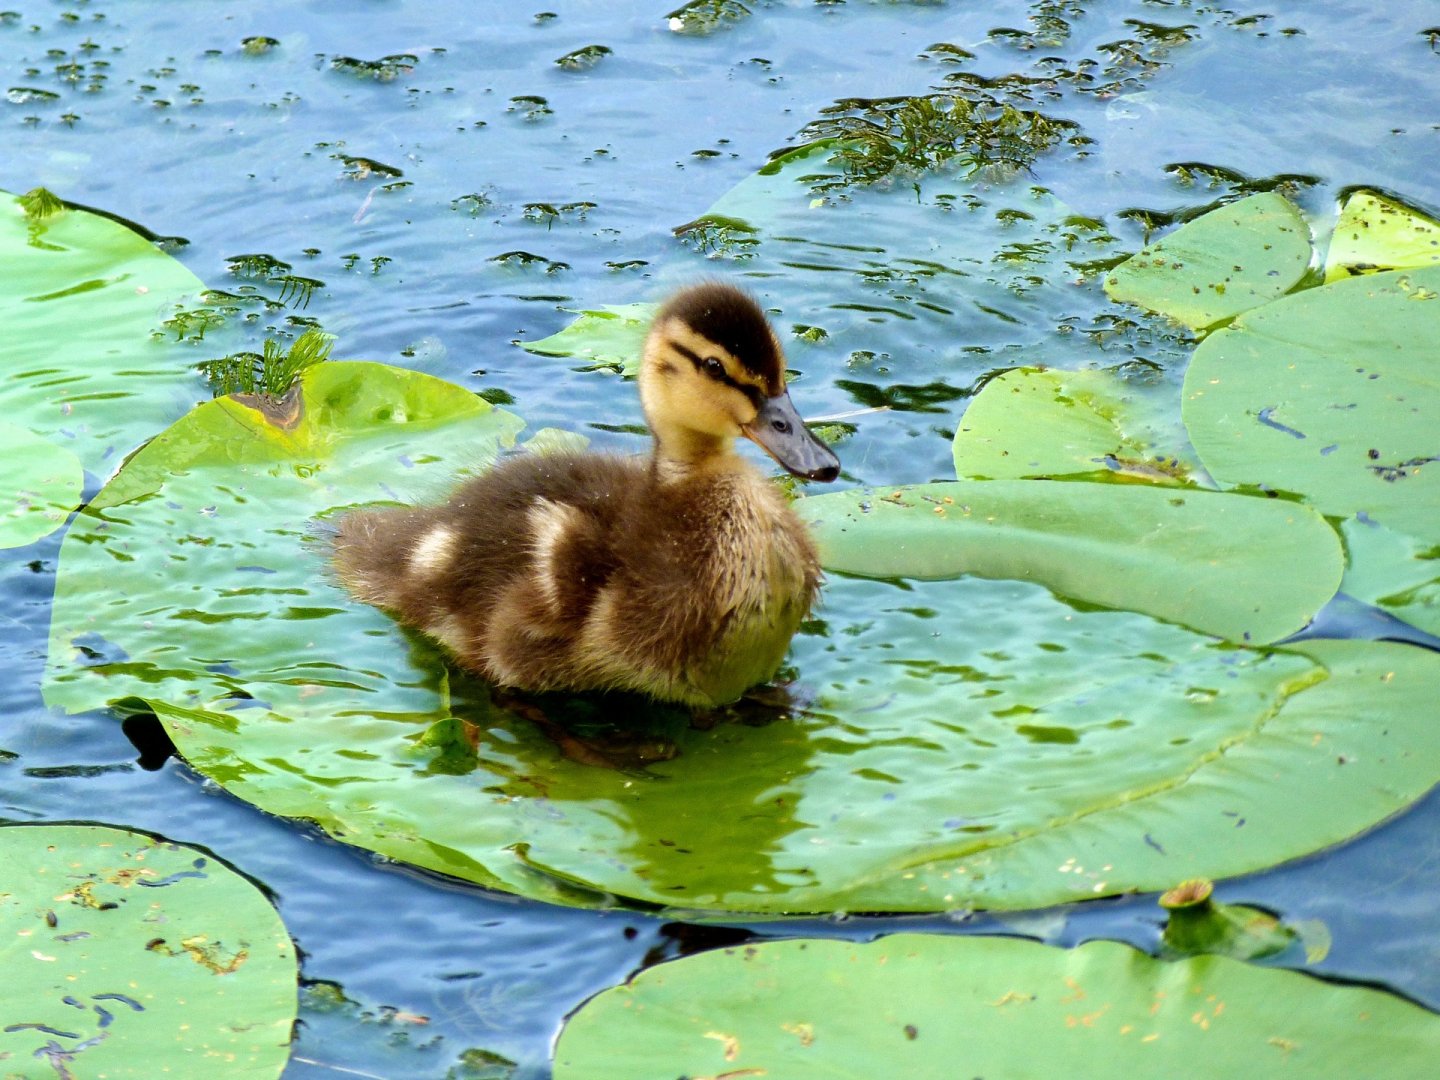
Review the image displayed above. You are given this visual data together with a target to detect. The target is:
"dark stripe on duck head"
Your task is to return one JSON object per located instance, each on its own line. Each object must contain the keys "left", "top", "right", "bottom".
{"left": 657, "top": 282, "right": 785, "bottom": 393}
{"left": 667, "top": 339, "right": 765, "bottom": 410}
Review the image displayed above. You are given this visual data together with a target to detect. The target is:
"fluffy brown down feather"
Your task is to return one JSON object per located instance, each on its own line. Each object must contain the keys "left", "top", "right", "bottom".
{"left": 331, "top": 450, "right": 821, "bottom": 706}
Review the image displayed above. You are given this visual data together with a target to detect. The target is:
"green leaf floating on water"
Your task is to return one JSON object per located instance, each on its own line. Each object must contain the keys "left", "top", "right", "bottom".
{"left": 1105, "top": 192, "right": 1313, "bottom": 330}
{"left": 1324, "top": 190, "right": 1440, "bottom": 283}
{"left": 1182, "top": 265, "right": 1440, "bottom": 634}
{"left": 553, "top": 935, "right": 1440, "bottom": 1079}
{"left": 0, "top": 189, "right": 204, "bottom": 543}
{"left": 34, "top": 346, "right": 1435, "bottom": 916}
{"left": 0, "top": 823, "right": 295, "bottom": 1078}
{"left": 0, "top": 420, "right": 83, "bottom": 549}
{"left": 41, "top": 378, "right": 1440, "bottom": 920}
{"left": 44, "top": 359, "right": 525, "bottom": 734}
{"left": 0, "top": 189, "right": 203, "bottom": 468}
{"left": 801, "top": 480, "right": 1340, "bottom": 644}
{"left": 517, "top": 302, "right": 654, "bottom": 375}
{"left": 952, "top": 366, "right": 1206, "bottom": 485}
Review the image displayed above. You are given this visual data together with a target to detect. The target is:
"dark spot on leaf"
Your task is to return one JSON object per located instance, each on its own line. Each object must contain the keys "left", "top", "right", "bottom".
{"left": 92, "top": 993, "right": 144, "bottom": 1012}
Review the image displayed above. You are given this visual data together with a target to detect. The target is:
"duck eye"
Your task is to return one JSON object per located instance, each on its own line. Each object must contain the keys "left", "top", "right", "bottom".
{"left": 703, "top": 356, "right": 724, "bottom": 376}
{"left": 771, "top": 418, "right": 791, "bottom": 434}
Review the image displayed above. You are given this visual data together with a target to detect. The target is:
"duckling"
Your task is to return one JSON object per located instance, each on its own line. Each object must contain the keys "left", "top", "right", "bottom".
{"left": 332, "top": 282, "right": 840, "bottom": 708}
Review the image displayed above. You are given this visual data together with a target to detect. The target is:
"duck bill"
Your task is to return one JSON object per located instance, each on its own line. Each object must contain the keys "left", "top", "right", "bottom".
{"left": 743, "top": 391, "right": 841, "bottom": 482}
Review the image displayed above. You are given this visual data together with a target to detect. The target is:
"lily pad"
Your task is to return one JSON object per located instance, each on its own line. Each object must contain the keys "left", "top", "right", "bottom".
{"left": 38, "top": 351, "right": 1438, "bottom": 915}
{"left": 1324, "top": 190, "right": 1440, "bottom": 282}
{"left": 800, "top": 480, "right": 1341, "bottom": 644}
{"left": 0, "top": 420, "right": 83, "bottom": 548}
{"left": 1182, "top": 266, "right": 1440, "bottom": 554}
{"left": 41, "top": 397, "right": 1440, "bottom": 921}
{"left": 0, "top": 823, "right": 295, "bottom": 1077}
{"left": 517, "top": 303, "right": 654, "bottom": 375}
{"left": 0, "top": 190, "right": 205, "bottom": 473}
{"left": 1105, "top": 192, "right": 1313, "bottom": 329}
{"left": 553, "top": 935, "right": 1440, "bottom": 1079}
{"left": 44, "top": 360, "right": 525, "bottom": 738}
{"left": 952, "top": 366, "right": 1204, "bottom": 484}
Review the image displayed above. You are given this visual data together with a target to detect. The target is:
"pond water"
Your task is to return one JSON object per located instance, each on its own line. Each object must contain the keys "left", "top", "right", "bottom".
{"left": 3, "top": 1, "right": 1440, "bottom": 1076}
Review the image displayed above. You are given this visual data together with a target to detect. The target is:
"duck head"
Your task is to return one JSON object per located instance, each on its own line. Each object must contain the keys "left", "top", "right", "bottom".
{"left": 638, "top": 282, "right": 841, "bottom": 482}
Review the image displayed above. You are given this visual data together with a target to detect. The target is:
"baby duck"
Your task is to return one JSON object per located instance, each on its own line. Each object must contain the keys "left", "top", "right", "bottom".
{"left": 332, "top": 282, "right": 840, "bottom": 708}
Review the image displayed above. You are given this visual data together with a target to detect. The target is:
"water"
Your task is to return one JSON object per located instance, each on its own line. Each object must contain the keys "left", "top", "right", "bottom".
{"left": 4, "top": 2, "right": 1440, "bottom": 1075}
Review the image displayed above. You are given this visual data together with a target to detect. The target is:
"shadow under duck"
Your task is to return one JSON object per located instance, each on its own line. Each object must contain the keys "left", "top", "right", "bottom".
{"left": 332, "top": 282, "right": 840, "bottom": 708}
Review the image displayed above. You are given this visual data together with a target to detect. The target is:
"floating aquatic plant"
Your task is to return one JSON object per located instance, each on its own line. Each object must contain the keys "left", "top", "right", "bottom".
{"left": 452, "top": 191, "right": 496, "bottom": 215}
{"left": 554, "top": 45, "right": 612, "bottom": 71}
{"left": 1158, "top": 878, "right": 1299, "bottom": 962}
{"left": 671, "top": 213, "right": 759, "bottom": 258}
{"left": 665, "top": 0, "right": 750, "bottom": 35}
{"left": 197, "top": 328, "right": 334, "bottom": 398}
{"left": 801, "top": 91, "right": 1079, "bottom": 192}
{"left": 1105, "top": 191, "right": 1312, "bottom": 329}
{"left": 18, "top": 184, "right": 64, "bottom": 220}
{"left": 507, "top": 95, "right": 553, "bottom": 121}
{"left": 240, "top": 35, "right": 280, "bottom": 56}
{"left": 1, "top": 186, "right": 204, "bottom": 502}
{"left": 329, "top": 54, "right": 419, "bottom": 82}
{"left": 523, "top": 201, "right": 596, "bottom": 228}
{"left": 333, "top": 154, "right": 404, "bottom": 180}
{"left": 488, "top": 250, "right": 569, "bottom": 273}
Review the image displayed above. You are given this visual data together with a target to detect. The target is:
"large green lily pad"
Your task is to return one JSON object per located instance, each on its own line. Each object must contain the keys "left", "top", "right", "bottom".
{"left": 1182, "top": 264, "right": 1440, "bottom": 639}
{"left": 1325, "top": 190, "right": 1440, "bottom": 282}
{"left": 554, "top": 935, "right": 1440, "bottom": 1079}
{"left": 801, "top": 480, "right": 1340, "bottom": 644}
{"left": 1105, "top": 192, "right": 1313, "bottom": 329}
{"left": 0, "top": 420, "right": 83, "bottom": 549}
{"left": 0, "top": 190, "right": 204, "bottom": 471}
{"left": 37, "top": 349, "right": 1438, "bottom": 915}
{"left": 952, "top": 366, "right": 1206, "bottom": 485}
{"left": 44, "top": 360, "right": 525, "bottom": 735}
{"left": 0, "top": 823, "right": 295, "bottom": 1077}
{"left": 40, "top": 374, "right": 1440, "bottom": 917}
